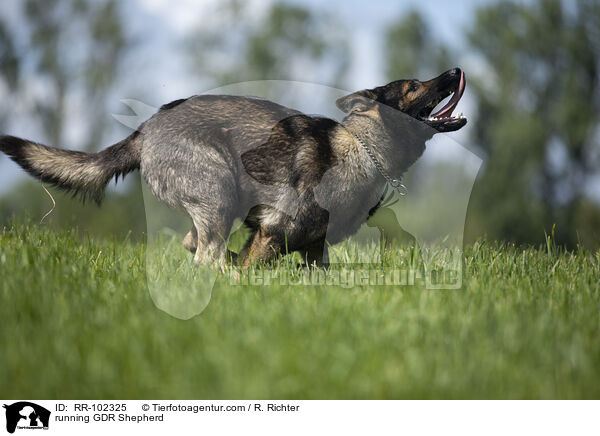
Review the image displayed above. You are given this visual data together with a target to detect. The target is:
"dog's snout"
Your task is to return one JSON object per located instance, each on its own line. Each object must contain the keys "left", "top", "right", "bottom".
{"left": 428, "top": 68, "right": 462, "bottom": 86}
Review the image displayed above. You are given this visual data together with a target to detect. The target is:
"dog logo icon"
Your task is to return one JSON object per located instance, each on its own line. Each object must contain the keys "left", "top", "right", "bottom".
{"left": 3, "top": 402, "right": 50, "bottom": 433}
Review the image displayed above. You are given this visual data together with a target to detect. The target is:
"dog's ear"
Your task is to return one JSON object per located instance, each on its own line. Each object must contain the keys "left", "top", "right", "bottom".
{"left": 336, "top": 89, "right": 377, "bottom": 113}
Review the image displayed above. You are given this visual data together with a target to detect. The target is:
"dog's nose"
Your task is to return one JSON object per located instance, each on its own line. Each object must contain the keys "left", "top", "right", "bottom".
{"left": 449, "top": 67, "right": 462, "bottom": 77}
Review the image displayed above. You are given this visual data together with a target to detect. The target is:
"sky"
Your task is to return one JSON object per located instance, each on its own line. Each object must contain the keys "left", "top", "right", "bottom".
{"left": 132, "top": 0, "right": 493, "bottom": 88}
{"left": 0, "top": 0, "right": 495, "bottom": 193}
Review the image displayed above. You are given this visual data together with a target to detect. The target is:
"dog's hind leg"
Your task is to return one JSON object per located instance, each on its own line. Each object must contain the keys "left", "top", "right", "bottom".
{"left": 185, "top": 203, "right": 234, "bottom": 270}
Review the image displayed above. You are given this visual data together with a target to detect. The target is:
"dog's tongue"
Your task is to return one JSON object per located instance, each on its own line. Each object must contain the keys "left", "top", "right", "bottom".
{"left": 431, "top": 71, "right": 466, "bottom": 119}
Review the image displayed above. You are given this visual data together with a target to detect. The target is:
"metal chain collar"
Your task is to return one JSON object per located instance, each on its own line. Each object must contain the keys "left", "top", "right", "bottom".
{"left": 348, "top": 130, "right": 408, "bottom": 196}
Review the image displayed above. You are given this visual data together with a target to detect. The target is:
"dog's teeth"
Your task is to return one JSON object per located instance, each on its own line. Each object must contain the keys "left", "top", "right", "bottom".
{"left": 426, "top": 115, "right": 466, "bottom": 121}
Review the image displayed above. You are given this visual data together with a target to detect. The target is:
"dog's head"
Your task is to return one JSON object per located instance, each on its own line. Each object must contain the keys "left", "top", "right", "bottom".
{"left": 336, "top": 68, "right": 467, "bottom": 133}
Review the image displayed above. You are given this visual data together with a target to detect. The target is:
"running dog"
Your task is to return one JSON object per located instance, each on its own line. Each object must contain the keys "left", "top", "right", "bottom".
{"left": 0, "top": 68, "right": 467, "bottom": 267}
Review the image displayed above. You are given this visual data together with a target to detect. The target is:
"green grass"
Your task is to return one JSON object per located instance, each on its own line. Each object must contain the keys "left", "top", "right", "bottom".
{"left": 1, "top": 221, "right": 599, "bottom": 399}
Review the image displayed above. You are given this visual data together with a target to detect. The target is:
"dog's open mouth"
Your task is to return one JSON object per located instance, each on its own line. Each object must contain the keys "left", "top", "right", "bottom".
{"left": 418, "top": 71, "right": 467, "bottom": 132}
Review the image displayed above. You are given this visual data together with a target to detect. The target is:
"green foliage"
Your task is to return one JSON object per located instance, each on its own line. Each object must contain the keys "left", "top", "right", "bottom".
{"left": 384, "top": 0, "right": 600, "bottom": 248}
{"left": 1, "top": 0, "right": 128, "bottom": 149}
{"left": 385, "top": 10, "right": 452, "bottom": 80}
{"left": 465, "top": 0, "right": 600, "bottom": 247}
{"left": 0, "top": 180, "right": 147, "bottom": 240}
{"left": 187, "top": 1, "right": 350, "bottom": 87}
{"left": 0, "top": 0, "right": 140, "bottom": 239}
{"left": 0, "top": 15, "right": 20, "bottom": 130}
{"left": 1, "top": 222, "right": 599, "bottom": 398}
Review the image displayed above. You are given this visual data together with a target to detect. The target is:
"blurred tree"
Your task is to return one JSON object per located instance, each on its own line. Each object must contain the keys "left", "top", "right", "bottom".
{"left": 187, "top": 1, "right": 350, "bottom": 88}
{"left": 21, "top": 0, "right": 126, "bottom": 149}
{"left": 465, "top": 0, "right": 600, "bottom": 247}
{"left": 0, "top": 19, "right": 19, "bottom": 131}
{"left": 0, "top": 0, "right": 146, "bottom": 238}
{"left": 385, "top": 10, "right": 452, "bottom": 80}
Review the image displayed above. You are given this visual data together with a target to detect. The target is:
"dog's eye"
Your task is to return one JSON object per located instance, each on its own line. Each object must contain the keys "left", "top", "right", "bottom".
{"left": 408, "top": 82, "right": 419, "bottom": 92}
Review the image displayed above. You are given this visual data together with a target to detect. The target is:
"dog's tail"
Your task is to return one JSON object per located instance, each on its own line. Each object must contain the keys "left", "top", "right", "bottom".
{"left": 0, "top": 131, "right": 142, "bottom": 203}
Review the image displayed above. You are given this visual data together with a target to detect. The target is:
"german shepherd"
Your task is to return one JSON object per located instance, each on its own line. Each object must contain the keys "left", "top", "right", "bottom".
{"left": 0, "top": 68, "right": 467, "bottom": 267}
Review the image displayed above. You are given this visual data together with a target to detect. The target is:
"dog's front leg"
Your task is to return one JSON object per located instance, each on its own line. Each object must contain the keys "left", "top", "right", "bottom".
{"left": 237, "top": 228, "right": 281, "bottom": 268}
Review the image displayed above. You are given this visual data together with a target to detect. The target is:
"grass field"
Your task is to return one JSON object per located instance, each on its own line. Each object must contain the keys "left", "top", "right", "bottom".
{"left": 1, "top": 221, "right": 599, "bottom": 399}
